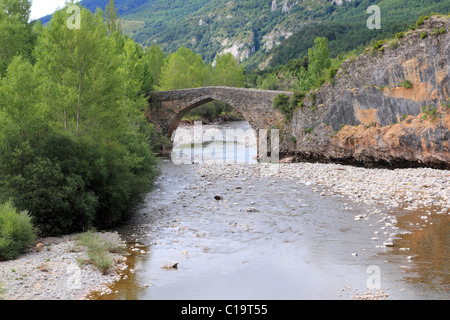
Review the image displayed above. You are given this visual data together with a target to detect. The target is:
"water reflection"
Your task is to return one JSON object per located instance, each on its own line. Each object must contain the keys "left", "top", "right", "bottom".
{"left": 171, "top": 121, "right": 258, "bottom": 164}
{"left": 381, "top": 206, "right": 450, "bottom": 297}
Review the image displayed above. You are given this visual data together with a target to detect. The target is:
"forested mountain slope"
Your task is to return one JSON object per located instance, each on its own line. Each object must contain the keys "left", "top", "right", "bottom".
{"left": 38, "top": 0, "right": 450, "bottom": 70}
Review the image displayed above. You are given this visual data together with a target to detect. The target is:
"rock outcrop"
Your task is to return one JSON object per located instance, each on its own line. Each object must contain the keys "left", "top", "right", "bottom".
{"left": 281, "top": 16, "right": 450, "bottom": 169}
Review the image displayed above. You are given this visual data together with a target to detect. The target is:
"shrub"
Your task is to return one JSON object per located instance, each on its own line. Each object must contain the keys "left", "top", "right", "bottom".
{"left": 0, "top": 131, "right": 158, "bottom": 237}
{"left": 431, "top": 29, "right": 440, "bottom": 36}
{"left": 422, "top": 105, "right": 438, "bottom": 121}
{"left": 291, "top": 91, "right": 306, "bottom": 109}
{"left": 395, "top": 32, "right": 405, "bottom": 39}
{"left": 0, "top": 201, "right": 36, "bottom": 261}
{"left": 439, "top": 27, "right": 446, "bottom": 35}
{"left": 372, "top": 40, "right": 385, "bottom": 50}
{"left": 387, "top": 39, "right": 399, "bottom": 49}
{"left": 416, "top": 15, "right": 430, "bottom": 26}
{"left": 273, "top": 93, "right": 294, "bottom": 120}
{"left": 398, "top": 80, "right": 413, "bottom": 89}
{"left": 420, "top": 31, "right": 428, "bottom": 39}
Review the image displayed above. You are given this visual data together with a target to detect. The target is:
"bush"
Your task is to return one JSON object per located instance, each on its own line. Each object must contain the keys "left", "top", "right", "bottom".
{"left": 422, "top": 105, "right": 438, "bottom": 121}
{"left": 416, "top": 15, "right": 430, "bottom": 27}
{"left": 291, "top": 91, "right": 307, "bottom": 109}
{"left": 420, "top": 31, "right": 428, "bottom": 39}
{"left": 0, "top": 201, "right": 36, "bottom": 261}
{"left": 398, "top": 80, "right": 413, "bottom": 89}
{"left": 387, "top": 39, "right": 399, "bottom": 49}
{"left": 273, "top": 93, "right": 293, "bottom": 119}
{"left": 395, "top": 32, "right": 405, "bottom": 39}
{"left": 1, "top": 134, "right": 98, "bottom": 237}
{"left": 0, "top": 131, "right": 158, "bottom": 237}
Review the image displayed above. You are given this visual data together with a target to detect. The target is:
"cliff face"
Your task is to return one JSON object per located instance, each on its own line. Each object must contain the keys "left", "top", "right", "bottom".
{"left": 282, "top": 16, "right": 450, "bottom": 169}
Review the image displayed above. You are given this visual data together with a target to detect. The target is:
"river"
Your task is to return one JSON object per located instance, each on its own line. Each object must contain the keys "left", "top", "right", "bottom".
{"left": 88, "top": 121, "right": 449, "bottom": 300}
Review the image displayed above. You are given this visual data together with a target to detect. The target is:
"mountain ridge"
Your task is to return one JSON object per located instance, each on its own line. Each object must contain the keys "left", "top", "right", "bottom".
{"left": 37, "top": 0, "right": 450, "bottom": 70}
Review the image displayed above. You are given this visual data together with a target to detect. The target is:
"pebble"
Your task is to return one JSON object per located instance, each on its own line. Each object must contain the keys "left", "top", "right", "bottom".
{"left": 198, "top": 162, "right": 449, "bottom": 216}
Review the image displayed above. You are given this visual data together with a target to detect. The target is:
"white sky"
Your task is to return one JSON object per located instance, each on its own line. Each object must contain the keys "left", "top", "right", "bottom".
{"left": 30, "top": 0, "right": 72, "bottom": 20}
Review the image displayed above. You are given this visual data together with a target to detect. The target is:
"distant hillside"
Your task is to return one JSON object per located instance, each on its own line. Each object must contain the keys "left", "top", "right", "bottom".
{"left": 37, "top": 0, "right": 450, "bottom": 70}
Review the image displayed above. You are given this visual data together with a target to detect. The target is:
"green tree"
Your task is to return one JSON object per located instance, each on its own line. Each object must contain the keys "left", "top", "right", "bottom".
{"left": 211, "top": 53, "right": 245, "bottom": 87}
{"left": 105, "top": 0, "right": 122, "bottom": 35}
{"left": 142, "top": 42, "right": 165, "bottom": 91}
{"left": 34, "top": 6, "right": 123, "bottom": 140}
{"left": 158, "top": 47, "right": 205, "bottom": 90}
{"left": 0, "top": 0, "right": 30, "bottom": 24}
{"left": 297, "top": 37, "right": 331, "bottom": 91}
{"left": 120, "top": 38, "right": 146, "bottom": 108}
{"left": 0, "top": 2, "right": 159, "bottom": 237}
{"left": 0, "top": 0, "right": 33, "bottom": 76}
{"left": 0, "top": 56, "right": 41, "bottom": 143}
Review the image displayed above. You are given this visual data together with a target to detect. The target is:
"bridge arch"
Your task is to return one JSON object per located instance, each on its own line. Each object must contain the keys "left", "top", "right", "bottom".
{"left": 146, "top": 86, "right": 291, "bottom": 139}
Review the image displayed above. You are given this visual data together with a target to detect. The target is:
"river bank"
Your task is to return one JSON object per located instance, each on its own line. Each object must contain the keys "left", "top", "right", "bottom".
{"left": 0, "top": 232, "right": 129, "bottom": 300}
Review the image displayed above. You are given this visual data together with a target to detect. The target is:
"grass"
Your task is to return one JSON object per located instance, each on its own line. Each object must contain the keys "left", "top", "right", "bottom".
{"left": 76, "top": 230, "right": 125, "bottom": 275}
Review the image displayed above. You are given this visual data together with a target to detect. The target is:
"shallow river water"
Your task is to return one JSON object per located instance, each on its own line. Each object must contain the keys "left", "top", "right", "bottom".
{"left": 89, "top": 121, "right": 449, "bottom": 300}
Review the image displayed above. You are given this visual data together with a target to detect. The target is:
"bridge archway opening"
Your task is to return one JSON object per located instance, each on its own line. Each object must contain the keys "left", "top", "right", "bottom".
{"left": 171, "top": 99, "right": 258, "bottom": 164}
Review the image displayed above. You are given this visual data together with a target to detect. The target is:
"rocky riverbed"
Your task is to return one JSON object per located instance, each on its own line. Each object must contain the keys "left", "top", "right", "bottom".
{"left": 198, "top": 162, "right": 450, "bottom": 214}
{"left": 0, "top": 232, "right": 128, "bottom": 300}
{"left": 1, "top": 160, "right": 448, "bottom": 300}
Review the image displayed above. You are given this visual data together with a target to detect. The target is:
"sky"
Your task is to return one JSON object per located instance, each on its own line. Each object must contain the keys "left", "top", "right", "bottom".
{"left": 30, "top": 0, "right": 71, "bottom": 20}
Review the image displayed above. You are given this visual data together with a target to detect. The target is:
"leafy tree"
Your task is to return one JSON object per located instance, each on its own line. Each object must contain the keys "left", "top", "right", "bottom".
{"left": 0, "top": 56, "right": 42, "bottom": 143}
{"left": 308, "top": 37, "right": 331, "bottom": 86}
{"left": 211, "top": 53, "right": 245, "bottom": 87}
{"left": 297, "top": 37, "right": 331, "bottom": 91}
{"left": 0, "top": 0, "right": 30, "bottom": 24}
{"left": 34, "top": 6, "right": 123, "bottom": 140}
{"left": 142, "top": 42, "right": 166, "bottom": 90}
{"left": 158, "top": 47, "right": 205, "bottom": 90}
{"left": 119, "top": 37, "right": 146, "bottom": 110}
{"left": 105, "top": 0, "right": 123, "bottom": 35}
{"left": 0, "top": 0, "right": 34, "bottom": 76}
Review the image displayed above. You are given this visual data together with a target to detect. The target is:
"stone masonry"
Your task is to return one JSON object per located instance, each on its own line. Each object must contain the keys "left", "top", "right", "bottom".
{"left": 146, "top": 86, "right": 291, "bottom": 139}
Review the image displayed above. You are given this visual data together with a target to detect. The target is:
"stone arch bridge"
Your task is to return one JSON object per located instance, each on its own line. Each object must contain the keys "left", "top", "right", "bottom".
{"left": 146, "top": 86, "right": 292, "bottom": 139}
